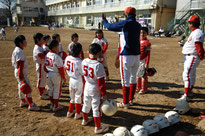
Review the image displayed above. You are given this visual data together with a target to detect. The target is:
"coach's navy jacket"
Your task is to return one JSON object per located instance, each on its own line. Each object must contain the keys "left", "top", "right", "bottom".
{"left": 103, "top": 14, "right": 141, "bottom": 56}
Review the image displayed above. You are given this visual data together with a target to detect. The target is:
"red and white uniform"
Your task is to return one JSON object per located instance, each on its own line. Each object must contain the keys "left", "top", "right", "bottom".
{"left": 58, "top": 43, "right": 67, "bottom": 61}
{"left": 68, "top": 42, "right": 84, "bottom": 60}
{"left": 33, "top": 44, "right": 47, "bottom": 95}
{"left": 182, "top": 28, "right": 204, "bottom": 94}
{"left": 64, "top": 56, "right": 83, "bottom": 114}
{"left": 92, "top": 38, "right": 108, "bottom": 68}
{"left": 12, "top": 47, "right": 32, "bottom": 103}
{"left": 136, "top": 38, "right": 151, "bottom": 93}
{"left": 82, "top": 58, "right": 106, "bottom": 117}
{"left": 45, "top": 51, "right": 65, "bottom": 99}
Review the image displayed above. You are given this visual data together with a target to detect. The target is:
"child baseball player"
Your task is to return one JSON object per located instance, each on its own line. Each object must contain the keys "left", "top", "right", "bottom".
{"left": 179, "top": 15, "right": 204, "bottom": 101}
{"left": 68, "top": 33, "right": 84, "bottom": 60}
{"left": 136, "top": 27, "right": 151, "bottom": 94}
{"left": 12, "top": 35, "right": 40, "bottom": 111}
{"left": 92, "top": 29, "right": 109, "bottom": 81}
{"left": 64, "top": 43, "right": 83, "bottom": 119}
{"left": 45, "top": 39, "right": 65, "bottom": 111}
{"left": 0, "top": 27, "right": 6, "bottom": 40}
{"left": 81, "top": 43, "right": 109, "bottom": 134}
{"left": 43, "top": 35, "right": 51, "bottom": 54}
{"left": 33, "top": 33, "right": 49, "bottom": 100}
{"left": 52, "top": 34, "right": 67, "bottom": 61}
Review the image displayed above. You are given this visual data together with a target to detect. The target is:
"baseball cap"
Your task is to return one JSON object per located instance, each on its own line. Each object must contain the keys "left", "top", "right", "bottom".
{"left": 186, "top": 15, "right": 200, "bottom": 23}
{"left": 124, "top": 7, "right": 136, "bottom": 14}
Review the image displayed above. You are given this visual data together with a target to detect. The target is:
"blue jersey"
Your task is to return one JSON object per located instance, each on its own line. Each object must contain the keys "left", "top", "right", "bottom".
{"left": 103, "top": 15, "right": 141, "bottom": 55}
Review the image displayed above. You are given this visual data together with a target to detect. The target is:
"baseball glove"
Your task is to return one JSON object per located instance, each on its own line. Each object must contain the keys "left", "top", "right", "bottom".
{"left": 137, "top": 64, "right": 146, "bottom": 77}
{"left": 146, "top": 67, "right": 157, "bottom": 77}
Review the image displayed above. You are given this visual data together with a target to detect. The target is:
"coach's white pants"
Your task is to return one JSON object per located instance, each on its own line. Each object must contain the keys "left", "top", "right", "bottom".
{"left": 47, "top": 72, "right": 62, "bottom": 99}
{"left": 36, "top": 63, "right": 47, "bottom": 88}
{"left": 183, "top": 55, "right": 200, "bottom": 88}
{"left": 15, "top": 69, "right": 32, "bottom": 99}
{"left": 82, "top": 89, "right": 101, "bottom": 117}
{"left": 120, "top": 55, "right": 140, "bottom": 87}
{"left": 69, "top": 78, "right": 83, "bottom": 104}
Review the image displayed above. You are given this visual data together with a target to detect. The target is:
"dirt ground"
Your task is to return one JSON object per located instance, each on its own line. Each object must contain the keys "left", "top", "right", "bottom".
{"left": 0, "top": 27, "right": 204, "bottom": 136}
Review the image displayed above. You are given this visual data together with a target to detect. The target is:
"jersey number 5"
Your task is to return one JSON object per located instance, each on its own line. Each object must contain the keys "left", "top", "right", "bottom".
{"left": 66, "top": 61, "right": 74, "bottom": 72}
{"left": 83, "top": 65, "right": 94, "bottom": 78}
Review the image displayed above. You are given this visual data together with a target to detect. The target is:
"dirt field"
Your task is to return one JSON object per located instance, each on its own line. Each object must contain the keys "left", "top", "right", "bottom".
{"left": 0, "top": 27, "right": 204, "bottom": 136}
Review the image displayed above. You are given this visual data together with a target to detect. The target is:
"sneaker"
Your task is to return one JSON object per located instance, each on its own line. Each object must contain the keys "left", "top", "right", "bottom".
{"left": 74, "top": 113, "right": 82, "bottom": 119}
{"left": 40, "top": 94, "right": 49, "bottom": 100}
{"left": 52, "top": 105, "right": 64, "bottom": 112}
{"left": 67, "top": 112, "right": 74, "bottom": 118}
{"left": 94, "top": 125, "right": 109, "bottom": 134}
{"left": 178, "top": 94, "right": 190, "bottom": 102}
{"left": 180, "top": 91, "right": 194, "bottom": 97}
{"left": 136, "top": 89, "right": 140, "bottom": 92}
{"left": 117, "top": 102, "right": 129, "bottom": 109}
{"left": 129, "top": 100, "right": 134, "bottom": 106}
{"left": 82, "top": 117, "right": 93, "bottom": 126}
{"left": 50, "top": 103, "right": 54, "bottom": 110}
{"left": 20, "top": 101, "right": 28, "bottom": 107}
{"left": 28, "top": 103, "right": 40, "bottom": 111}
{"left": 139, "top": 90, "right": 147, "bottom": 94}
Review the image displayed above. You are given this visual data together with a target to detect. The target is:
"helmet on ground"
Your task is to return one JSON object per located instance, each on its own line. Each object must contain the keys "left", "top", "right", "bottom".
{"left": 142, "top": 120, "right": 159, "bottom": 134}
{"left": 153, "top": 115, "right": 170, "bottom": 129}
{"left": 165, "top": 111, "right": 180, "bottom": 125}
{"left": 101, "top": 99, "right": 117, "bottom": 116}
{"left": 174, "top": 100, "right": 190, "bottom": 114}
{"left": 113, "top": 127, "right": 132, "bottom": 136}
{"left": 130, "top": 125, "right": 148, "bottom": 136}
{"left": 103, "top": 133, "right": 115, "bottom": 136}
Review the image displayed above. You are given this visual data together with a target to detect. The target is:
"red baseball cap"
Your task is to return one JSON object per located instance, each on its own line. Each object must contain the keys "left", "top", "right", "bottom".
{"left": 186, "top": 15, "right": 200, "bottom": 23}
{"left": 124, "top": 7, "right": 136, "bottom": 14}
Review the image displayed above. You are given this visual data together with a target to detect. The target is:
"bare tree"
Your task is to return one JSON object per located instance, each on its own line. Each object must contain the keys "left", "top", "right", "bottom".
{"left": 0, "top": 0, "right": 15, "bottom": 25}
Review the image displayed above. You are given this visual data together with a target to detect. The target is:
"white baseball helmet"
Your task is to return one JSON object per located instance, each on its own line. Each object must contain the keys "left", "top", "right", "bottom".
{"left": 142, "top": 120, "right": 159, "bottom": 134}
{"left": 103, "top": 133, "right": 115, "bottom": 136}
{"left": 130, "top": 125, "right": 148, "bottom": 136}
{"left": 165, "top": 111, "right": 180, "bottom": 125}
{"left": 153, "top": 115, "right": 170, "bottom": 129}
{"left": 101, "top": 99, "right": 117, "bottom": 116}
{"left": 174, "top": 100, "right": 190, "bottom": 114}
{"left": 113, "top": 127, "right": 132, "bottom": 136}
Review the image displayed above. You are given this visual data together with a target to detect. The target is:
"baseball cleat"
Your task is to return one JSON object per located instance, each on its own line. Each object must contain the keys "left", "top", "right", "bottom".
{"left": 28, "top": 103, "right": 40, "bottom": 111}
{"left": 20, "top": 101, "right": 28, "bottom": 107}
{"left": 95, "top": 125, "right": 109, "bottom": 134}
{"left": 67, "top": 112, "right": 74, "bottom": 118}
{"left": 74, "top": 113, "right": 82, "bottom": 120}
{"left": 40, "top": 94, "right": 49, "bottom": 100}
{"left": 139, "top": 90, "right": 148, "bottom": 94}
{"left": 178, "top": 94, "right": 190, "bottom": 102}
{"left": 52, "top": 105, "right": 64, "bottom": 112}
{"left": 129, "top": 100, "right": 134, "bottom": 106}
{"left": 82, "top": 117, "right": 93, "bottom": 126}
{"left": 117, "top": 102, "right": 129, "bottom": 109}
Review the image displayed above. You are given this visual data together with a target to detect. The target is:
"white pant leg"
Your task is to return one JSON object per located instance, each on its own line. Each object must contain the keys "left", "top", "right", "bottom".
{"left": 47, "top": 74, "right": 53, "bottom": 97}
{"left": 69, "top": 78, "right": 83, "bottom": 104}
{"left": 183, "top": 55, "right": 200, "bottom": 88}
{"left": 69, "top": 87, "right": 76, "bottom": 103}
{"left": 92, "top": 93, "right": 101, "bottom": 117}
{"left": 36, "top": 64, "right": 47, "bottom": 88}
{"left": 82, "top": 94, "right": 92, "bottom": 114}
{"left": 130, "top": 55, "right": 140, "bottom": 84}
{"left": 47, "top": 72, "right": 61, "bottom": 99}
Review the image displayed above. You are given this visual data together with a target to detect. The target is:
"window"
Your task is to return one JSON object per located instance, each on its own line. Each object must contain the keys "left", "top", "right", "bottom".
{"left": 40, "top": 8, "right": 44, "bottom": 13}
{"left": 105, "top": 0, "right": 114, "bottom": 3}
{"left": 94, "top": 0, "right": 102, "bottom": 5}
{"left": 87, "top": 0, "right": 92, "bottom": 6}
{"left": 87, "top": 16, "right": 91, "bottom": 24}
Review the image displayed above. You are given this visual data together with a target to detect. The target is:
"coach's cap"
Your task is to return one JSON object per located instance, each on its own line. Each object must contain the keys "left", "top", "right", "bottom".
{"left": 186, "top": 15, "right": 200, "bottom": 23}
{"left": 124, "top": 7, "right": 136, "bottom": 14}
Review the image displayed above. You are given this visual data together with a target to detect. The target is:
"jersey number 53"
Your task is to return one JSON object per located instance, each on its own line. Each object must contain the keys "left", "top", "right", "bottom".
{"left": 83, "top": 65, "right": 94, "bottom": 79}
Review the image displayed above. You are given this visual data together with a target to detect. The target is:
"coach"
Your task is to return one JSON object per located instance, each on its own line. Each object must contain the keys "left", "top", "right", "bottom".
{"left": 102, "top": 7, "right": 141, "bottom": 109}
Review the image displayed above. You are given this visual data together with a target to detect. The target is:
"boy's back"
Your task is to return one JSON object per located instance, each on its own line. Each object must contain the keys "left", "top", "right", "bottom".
{"left": 46, "top": 51, "right": 63, "bottom": 72}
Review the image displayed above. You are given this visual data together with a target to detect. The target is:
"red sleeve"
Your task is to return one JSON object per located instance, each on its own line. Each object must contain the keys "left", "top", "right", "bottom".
{"left": 102, "top": 43, "right": 108, "bottom": 54}
{"left": 37, "top": 53, "right": 45, "bottom": 60}
{"left": 16, "top": 60, "right": 24, "bottom": 81}
{"left": 195, "top": 42, "right": 204, "bottom": 60}
{"left": 80, "top": 51, "right": 84, "bottom": 60}
{"left": 97, "top": 77, "right": 107, "bottom": 96}
{"left": 58, "top": 67, "right": 65, "bottom": 79}
{"left": 116, "top": 46, "right": 120, "bottom": 60}
{"left": 145, "top": 51, "right": 150, "bottom": 66}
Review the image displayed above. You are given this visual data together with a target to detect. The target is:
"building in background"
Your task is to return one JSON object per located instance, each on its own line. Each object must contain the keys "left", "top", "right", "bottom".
{"left": 12, "top": 0, "right": 47, "bottom": 26}
{"left": 45, "top": 0, "right": 176, "bottom": 30}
